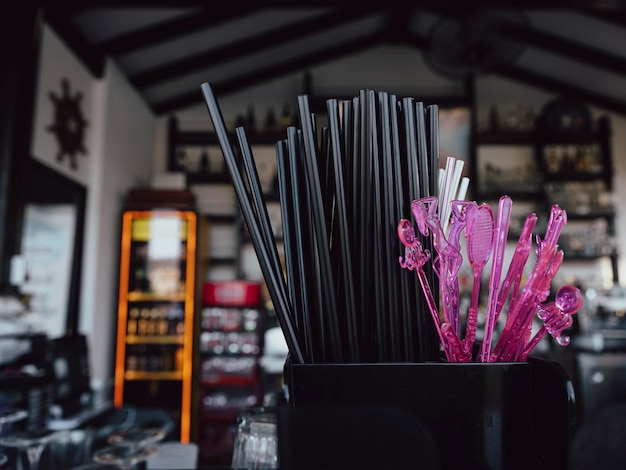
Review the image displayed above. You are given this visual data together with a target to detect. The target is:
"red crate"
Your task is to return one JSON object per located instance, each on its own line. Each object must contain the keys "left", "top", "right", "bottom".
{"left": 203, "top": 281, "right": 261, "bottom": 306}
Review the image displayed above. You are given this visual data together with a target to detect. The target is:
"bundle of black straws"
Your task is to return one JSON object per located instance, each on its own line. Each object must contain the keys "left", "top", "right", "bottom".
{"left": 201, "top": 82, "right": 445, "bottom": 364}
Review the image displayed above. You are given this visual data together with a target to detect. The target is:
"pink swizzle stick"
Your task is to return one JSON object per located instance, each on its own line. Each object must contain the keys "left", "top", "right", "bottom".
{"left": 493, "top": 205, "right": 568, "bottom": 362}
{"left": 398, "top": 219, "right": 469, "bottom": 362}
{"left": 463, "top": 202, "right": 495, "bottom": 357}
{"left": 479, "top": 196, "right": 512, "bottom": 363}
{"left": 494, "top": 249, "right": 564, "bottom": 362}
{"left": 411, "top": 197, "right": 464, "bottom": 337}
{"left": 496, "top": 213, "right": 538, "bottom": 324}
{"left": 518, "top": 285, "right": 583, "bottom": 361}
{"left": 446, "top": 200, "right": 477, "bottom": 337}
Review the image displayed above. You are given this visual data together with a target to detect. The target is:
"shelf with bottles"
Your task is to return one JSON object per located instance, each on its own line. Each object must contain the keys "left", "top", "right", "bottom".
{"left": 473, "top": 142, "right": 543, "bottom": 202}
{"left": 199, "top": 306, "right": 263, "bottom": 356}
{"left": 113, "top": 203, "right": 198, "bottom": 443}
{"left": 536, "top": 119, "right": 612, "bottom": 191}
{"left": 124, "top": 302, "right": 186, "bottom": 337}
{"left": 195, "top": 281, "right": 266, "bottom": 467}
{"left": 127, "top": 240, "right": 189, "bottom": 296}
{"left": 168, "top": 110, "right": 295, "bottom": 180}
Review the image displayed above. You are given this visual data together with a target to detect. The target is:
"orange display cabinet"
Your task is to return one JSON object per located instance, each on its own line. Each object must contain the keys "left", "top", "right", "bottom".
{"left": 113, "top": 199, "right": 198, "bottom": 443}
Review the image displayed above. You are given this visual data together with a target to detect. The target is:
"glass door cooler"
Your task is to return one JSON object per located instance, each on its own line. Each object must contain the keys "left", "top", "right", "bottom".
{"left": 113, "top": 200, "right": 198, "bottom": 443}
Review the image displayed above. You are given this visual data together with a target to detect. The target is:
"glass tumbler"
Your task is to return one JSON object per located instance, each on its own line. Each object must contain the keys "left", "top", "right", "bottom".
{"left": 231, "top": 408, "right": 278, "bottom": 469}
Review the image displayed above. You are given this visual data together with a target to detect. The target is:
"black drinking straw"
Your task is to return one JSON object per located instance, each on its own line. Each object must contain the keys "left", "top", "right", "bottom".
{"left": 297, "top": 95, "right": 343, "bottom": 363}
{"left": 286, "top": 128, "right": 316, "bottom": 362}
{"left": 287, "top": 127, "right": 329, "bottom": 363}
{"left": 350, "top": 96, "right": 365, "bottom": 351}
{"left": 365, "top": 89, "right": 390, "bottom": 362}
{"left": 351, "top": 96, "right": 361, "bottom": 257}
{"left": 378, "top": 91, "right": 404, "bottom": 362}
{"left": 275, "top": 141, "right": 297, "bottom": 304}
{"left": 425, "top": 104, "right": 441, "bottom": 360}
{"left": 389, "top": 94, "right": 416, "bottom": 361}
{"left": 427, "top": 104, "right": 440, "bottom": 199}
{"left": 327, "top": 98, "right": 359, "bottom": 362}
{"left": 342, "top": 99, "right": 353, "bottom": 199}
{"left": 415, "top": 102, "right": 431, "bottom": 199}
{"left": 402, "top": 97, "right": 421, "bottom": 201}
{"left": 403, "top": 96, "right": 437, "bottom": 361}
{"left": 275, "top": 139, "right": 309, "bottom": 362}
{"left": 236, "top": 128, "right": 286, "bottom": 297}
{"left": 200, "top": 82, "right": 304, "bottom": 364}
{"left": 416, "top": 102, "right": 439, "bottom": 359}
{"left": 358, "top": 90, "right": 380, "bottom": 361}
{"left": 319, "top": 126, "right": 334, "bottom": 232}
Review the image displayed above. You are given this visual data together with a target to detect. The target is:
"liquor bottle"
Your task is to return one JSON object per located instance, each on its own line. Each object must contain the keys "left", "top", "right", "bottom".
{"left": 175, "top": 347, "right": 184, "bottom": 372}
{"left": 157, "top": 306, "right": 169, "bottom": 336}
{"left": 138, "top": 308, "right": 150, "bottom": 335}
{"left": 127, "top": 308, "right": 139, "bottom": 335}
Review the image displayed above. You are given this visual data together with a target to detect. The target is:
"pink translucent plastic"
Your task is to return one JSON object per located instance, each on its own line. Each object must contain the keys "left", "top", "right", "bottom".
{"left": 411, "top": 197, "right": 464, "bottom": 337}
{"left": 496, "top": 213, "right": 537, "bottom": 320}
{"left": 447, "top": 200, "right": 477, "bottom": 336}
{"left": 493, "top": 205, "right": 568, "bottom": 362}
{"left": 518, "top": 284, "right": 582, "bottom": 361}
{"left": 397, "top": 196, "right": 571, "bottom": 364}
{"left": 398, "top": 218, "right": 468, "bottom": 362}
{"left": 463, "top": 202, "right": 494, "bottom": 357}
{"left": 480, "top": 196, "right": 512, "bottom": 362}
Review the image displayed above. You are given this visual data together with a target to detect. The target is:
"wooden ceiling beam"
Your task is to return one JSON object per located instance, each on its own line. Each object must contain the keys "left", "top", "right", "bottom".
{"left": 98, "top": 6, "right": 263, "bottom": 55}
{"left": 131, "top": 7, "right": 381, "bottom": 88}
{"left": 44, "top": 7, "right": 105, "bottom": 77}
{"left": 501, "top": 21, "right": 626, "bottom": 77}
{"left": 495, "top": 63, "right": 626, "bottom": 116}
{"left": 152, "top": 31, "right": 384, "bottom": 115}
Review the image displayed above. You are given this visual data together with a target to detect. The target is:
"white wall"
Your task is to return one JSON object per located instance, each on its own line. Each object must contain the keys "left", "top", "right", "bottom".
{"left": 34, "top": 24, "right": 156, "bottom": 387}
{"left": 80, "top": 57, "right": 155, "bottom": 387}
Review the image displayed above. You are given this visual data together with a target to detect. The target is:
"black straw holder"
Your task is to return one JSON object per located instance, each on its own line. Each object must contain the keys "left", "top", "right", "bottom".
{"left": 278, "top": 358, "right": 575, "bottom": 470}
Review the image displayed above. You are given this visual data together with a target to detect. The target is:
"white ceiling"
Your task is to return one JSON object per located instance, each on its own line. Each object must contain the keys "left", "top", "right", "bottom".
{"left": 42, "top": 3, "right": 626, "bottom": 116}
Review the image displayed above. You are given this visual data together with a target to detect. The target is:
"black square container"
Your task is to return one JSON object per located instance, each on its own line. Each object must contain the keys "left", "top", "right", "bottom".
{"left": 278, "top": 358, "right": 575, "bottom": 470}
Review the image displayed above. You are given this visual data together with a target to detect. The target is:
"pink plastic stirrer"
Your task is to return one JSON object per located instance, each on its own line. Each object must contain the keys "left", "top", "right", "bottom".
{"left": 463, "top": 202, "right": 495, "bottom": 357}
{"left": 495, "top": 213, "right": 538, "bottom": 323}
{"left": 397, "top": 219, "right": 468, "bottom": 362}
{"left": 518, "top": 284, "right": 582, "bottom": 361}
{"left": 493, "top": 205, "right": 568, "bottom": 361}
{"left": 480, "top": 196, "right": 512, "bottom": 362}
{"left": 446, "top": 201, "right": 476, "bottom": 336}
{"left": 411, "top": 197, "right": 463, "bottom": 338}
{"left": 495, "top": 249, "right": 565, "bottom": 362}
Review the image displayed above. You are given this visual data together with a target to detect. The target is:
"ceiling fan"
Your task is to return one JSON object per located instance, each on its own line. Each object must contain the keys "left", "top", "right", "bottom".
{"left": 424, "top": 10, "right": 529, "bottom": 78}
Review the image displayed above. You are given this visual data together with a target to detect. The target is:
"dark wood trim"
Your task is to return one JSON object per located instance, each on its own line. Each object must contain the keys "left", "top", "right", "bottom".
{"left": 44, "top": 7, "right": 104, "bottom": 77}
{"left": 25, "top": 159, "right": 88, "bottom": 335}
{"left": 495, "top": 64, "right": 626, "bottom": 116}
{"left": 502, "top": 21, "right": 626, "bottom": 77}
{"left": 131, "top": 7, "right": 380, "bottom": 88}
{"left": 152, "top": 31, "right": 384, "bottom": 115}
{"left": 0, "top": 7, "right": 43, "bottom": 287}
{"left": 99, "top": 6, "right": 262, "bottom": 55}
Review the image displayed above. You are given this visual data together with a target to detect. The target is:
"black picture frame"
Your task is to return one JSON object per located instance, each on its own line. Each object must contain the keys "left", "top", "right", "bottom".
{"left": 19, "top": 158, "right": 87, "bottom": 337}
{"left": 474, "top": 143, "right": 543, "bottom": 201}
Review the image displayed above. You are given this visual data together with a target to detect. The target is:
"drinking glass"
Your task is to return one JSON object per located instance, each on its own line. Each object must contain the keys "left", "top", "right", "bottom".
{"left": 231, "top": 408, "right": 278, "bottom": 469}
{"left": 49, "top": 429, "right": 95, "bottom": 469}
